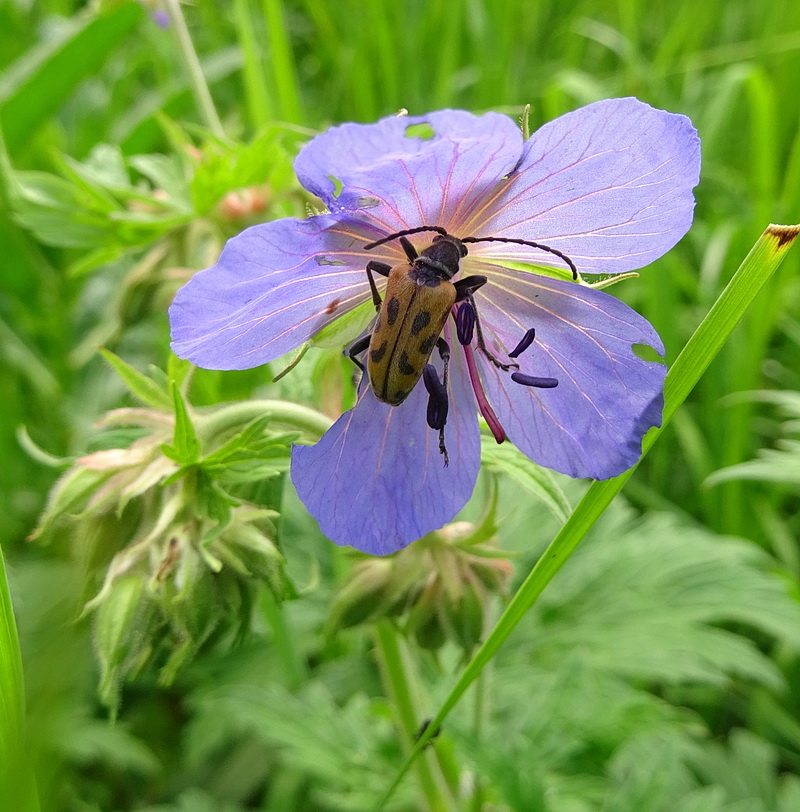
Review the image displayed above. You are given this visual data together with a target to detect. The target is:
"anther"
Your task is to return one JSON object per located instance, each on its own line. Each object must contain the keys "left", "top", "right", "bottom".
{"left": 455, "top": 303, "right": 476, "bottom": 346}
{"left": 511, "top": 372, "right": 559, "bottom": 389}
{"left": 509, "top": 327, "right": 536, "bottom": 358}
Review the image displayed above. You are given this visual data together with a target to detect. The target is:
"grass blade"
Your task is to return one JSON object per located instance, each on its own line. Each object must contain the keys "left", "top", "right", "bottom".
{"left": 0, "top": 3, "right": 144, "bottom": 154}
{"left": 0, "top": 548, "right": 39, "bottom": 811}
{"left": 373, "top": 223, "right": 800, "bottom": 810}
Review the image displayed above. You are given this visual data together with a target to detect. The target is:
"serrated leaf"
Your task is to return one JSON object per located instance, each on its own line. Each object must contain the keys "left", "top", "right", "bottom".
{"left": 167, "top": 353, "right": 193, "bottom": 389}
{"left": 129, "top": 153, "right": 192, "bottom": 207}
{"left": 170, "top": 381, "right": 200, "bottom": 463}
{"left": 481, "top": 435, "right": 571, "bottom": 523}
{"left": 99, "top": 348, "right": 172, "bottom": 410}
{"left": 201, "top": 415, "right": 273, "bottom": 466}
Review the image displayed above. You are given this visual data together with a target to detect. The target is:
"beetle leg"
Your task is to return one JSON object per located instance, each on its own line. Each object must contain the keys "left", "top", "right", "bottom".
{"left": 399, "top": 236, "right": 418, "bottom": 262}
{"left": 366, "top": 261, "right": 391, "bottom": 311}
{"left": 345, "top": 333, "right": 371, "bottom": 371}
{"left": 464, "top": 290, "right": 520, "bottom": 372}
{"left": 453, "top": 275, "right": 487, "bottom": 300}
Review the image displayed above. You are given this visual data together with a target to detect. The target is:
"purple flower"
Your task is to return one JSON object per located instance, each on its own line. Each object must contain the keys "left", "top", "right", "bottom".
{"left": 169, "top": 98, "right": 700, "bottom": 555}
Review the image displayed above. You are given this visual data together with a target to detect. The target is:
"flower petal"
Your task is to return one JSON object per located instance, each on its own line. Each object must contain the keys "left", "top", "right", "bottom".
{"left": 294, "top": 110, "right": 523, "bottom": 236}
{"left": 291, "top": 342, "right": 480, "bottom": 555}
{"left": 469, "top": 98, "right": 700, "bottom": 274}
{"left": 470, "top": 265, "right": 666, "bottom": 479}
{"left": 169, "top": 215, "right": 374, "bottom": 369}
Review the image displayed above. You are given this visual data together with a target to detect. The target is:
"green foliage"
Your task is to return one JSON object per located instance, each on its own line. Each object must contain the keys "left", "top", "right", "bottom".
{"left": 2, "top": 0, "right": 800, "bottom": 809}
{"left": 449, "top": 506, "right": 800, "bottom": 811}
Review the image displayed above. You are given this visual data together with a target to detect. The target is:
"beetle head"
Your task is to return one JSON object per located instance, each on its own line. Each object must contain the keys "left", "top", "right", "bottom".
{"left": 420, "top": 234, "right": 468, "bottom": 278}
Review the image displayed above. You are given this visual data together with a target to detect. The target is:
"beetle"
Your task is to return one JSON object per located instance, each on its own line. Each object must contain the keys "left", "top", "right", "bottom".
{"left": 346, "top": 225, "right": 576, "bottom": 462}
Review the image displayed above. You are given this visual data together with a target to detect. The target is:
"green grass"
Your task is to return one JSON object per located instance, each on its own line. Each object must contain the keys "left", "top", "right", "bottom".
{"left": 1, "top": 0, "right": 800, "bottom": 809}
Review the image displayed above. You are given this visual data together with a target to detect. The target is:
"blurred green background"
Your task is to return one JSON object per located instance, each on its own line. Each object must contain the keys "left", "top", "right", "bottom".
{"left": 2, "top": 1, "right": 800, "bottom": 810}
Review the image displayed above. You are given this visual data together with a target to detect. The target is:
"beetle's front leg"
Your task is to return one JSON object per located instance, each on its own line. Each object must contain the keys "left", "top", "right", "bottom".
{"left": 366, "top": 261, "right": 391, "bottom": 312}
{"left": 454, "top": 277, "right": 519, "bottom": 372}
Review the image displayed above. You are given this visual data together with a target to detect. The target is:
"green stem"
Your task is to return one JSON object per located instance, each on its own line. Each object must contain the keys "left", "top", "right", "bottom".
{"left": 0, "top": 547, "right": 39, "bottom": 812}
{"left": 234, "top": 0, "right": 273, "bottom": 128}
{"left": 260, "top": 589, "right": 307, "bottom": 689}
{"left": 373, "top": 620, "right": 458, "bottom": 812}
{"left": 164, "top": 0, "right": 226, "bottom": 138}
{"left": 469, "top": 671, "right": 486, "bottom": 812}
{"left": 260, "top": 0, "right": 302, "bottom": 123}
{"left": 197, "top": 399, "right": 333, "bottom": 441}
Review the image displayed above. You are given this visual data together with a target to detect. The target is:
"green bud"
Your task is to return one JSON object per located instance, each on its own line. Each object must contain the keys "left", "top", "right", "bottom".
{"left": 442, "top": 576, "right": 486, "bottom": 653}
{"left": 94, "top": 575, "right": 148, "bottom": 714}
{"left": 329, "top": 559, "right": 393, "bottom": 629}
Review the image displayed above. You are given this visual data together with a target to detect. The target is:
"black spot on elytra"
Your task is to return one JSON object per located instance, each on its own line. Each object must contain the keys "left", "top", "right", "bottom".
{"left": 392, "top": 389, "right": 409, "bottom": 402}
{"left": 411, "top": 311, "right": 431, "bottom": 335}
{"left": 370, "top": 341, "right": 388, "bottom": 363}
{"left": 399, "top": 352, "right": 416, "bottom": 375}
{"left": 387, "top": 297, "right": 401, "bottom": 325}
{"left": 418, "top": 334, "right": 436, "bottom": 355}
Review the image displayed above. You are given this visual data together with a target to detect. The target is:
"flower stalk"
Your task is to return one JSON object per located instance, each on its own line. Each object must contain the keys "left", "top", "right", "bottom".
{"left": 164, "top": 0, "right": 226, "bottom": 138}
{"left": 373, "top": 620, "right": 459, "bottom": 812}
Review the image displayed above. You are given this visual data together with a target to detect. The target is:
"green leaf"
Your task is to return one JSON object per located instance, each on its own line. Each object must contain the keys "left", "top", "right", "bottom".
{"left": 0, "top": 548, "right": 39, "bottom": 811}
{"left": 169, "top": 381, "right": 200, "bottom": 464}
{"left": 480, "top": 435, "right": 571, "bottom": 523}
{"left": 99, "top": 348, "right": 172, "bottom": 411}
{"left": 0, "top": 3, "right": 145, "bottom": 154}
{"left": 310, "top": 298, "right": 375, "bottom": 349}
{"left": 374, "top": 223, "right": 800, "bottom": 809}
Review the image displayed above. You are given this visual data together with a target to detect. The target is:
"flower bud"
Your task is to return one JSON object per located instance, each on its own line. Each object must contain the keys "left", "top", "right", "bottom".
{"left": 329, "top": 559, "right": 393, "bottom": 629}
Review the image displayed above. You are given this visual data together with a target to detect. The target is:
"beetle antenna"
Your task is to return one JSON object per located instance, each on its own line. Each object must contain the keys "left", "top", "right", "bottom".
{"left": 461, "top": 236, "right": 578, "bottom": 280}
{"left": 364, "top": 226, "right": 449, "bottom": 250}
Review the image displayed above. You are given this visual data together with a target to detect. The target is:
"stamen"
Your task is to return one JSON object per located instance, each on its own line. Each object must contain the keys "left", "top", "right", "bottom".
{"left": 509, "top": 327, "right": 536, "bottom": 358}
{"left": 455, "top": 303, "right": 475, "bottom": 346}
{"left": 463, "top": 344, "right": 506, "bottom": 444}
{"left": 511, "top": 372, "right": 558, "bottom": 389}
{"left": 423, "top": 364, "right": 448, "bottom": 430}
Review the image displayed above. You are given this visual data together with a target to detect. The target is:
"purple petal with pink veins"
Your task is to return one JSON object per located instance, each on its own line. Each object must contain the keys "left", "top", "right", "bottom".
{"left": 294, "top": 110, "right": 523, "bottom": 236}
{"left": 469, "top": 98, "right": 700, "bottom": 274}
{"left": 469, "top": 264, "right": 666, "bottom": 479}
{"left": 169, "top": 215, "right": 377, "bottom": 369}
{"left": 291, "top": 342, "right": 479, "bottom": 554}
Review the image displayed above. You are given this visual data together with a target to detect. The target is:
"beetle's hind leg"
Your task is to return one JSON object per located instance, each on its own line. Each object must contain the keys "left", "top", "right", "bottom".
{"left": 423, "top": 338, "right": 451, "bottom": 466}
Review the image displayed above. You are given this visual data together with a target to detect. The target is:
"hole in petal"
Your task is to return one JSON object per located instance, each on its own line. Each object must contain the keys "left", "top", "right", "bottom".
{"left": 315, "top": 256, "right": 348, "bottom": 266}
{"left": 355, "top": 195, "right": 381, "bottom": 208}
{"left": 632, "top": 343, "right": 664, "bottom": 363}
{"left": 326, "top": 174, "right": 343, "bottom": 198}
{"left": 404, "top": 122, "right": 435, "bottom": 140}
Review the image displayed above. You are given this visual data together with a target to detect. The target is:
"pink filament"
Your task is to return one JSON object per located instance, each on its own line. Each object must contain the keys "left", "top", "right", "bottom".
{"left": 463, "top": 343, "right": 506, "bottom": 444}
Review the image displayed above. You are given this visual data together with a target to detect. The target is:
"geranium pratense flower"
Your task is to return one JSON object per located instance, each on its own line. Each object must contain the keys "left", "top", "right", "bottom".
{"left": 170, "top": 98, "right": 700, "bottom": 555}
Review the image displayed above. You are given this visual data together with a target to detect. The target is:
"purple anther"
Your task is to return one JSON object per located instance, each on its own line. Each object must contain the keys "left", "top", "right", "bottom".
{"left": 511, "top": 372, "right": 559, "bottom": 389}
{"left": 509, "top": 327, "right": 536, "bottom": 358}
{"left": 455, "top": 302, "right": 476, "bottom": 346}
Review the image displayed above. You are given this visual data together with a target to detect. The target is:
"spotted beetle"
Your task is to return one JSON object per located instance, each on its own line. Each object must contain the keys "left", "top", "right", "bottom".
{"left": 346, "top": 226, "right": 576, "bottom": 463}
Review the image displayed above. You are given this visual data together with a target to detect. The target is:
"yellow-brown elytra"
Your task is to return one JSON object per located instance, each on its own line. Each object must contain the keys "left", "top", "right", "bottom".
{"left": 346, "top": 226, "right": 576, "bottom": 463}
